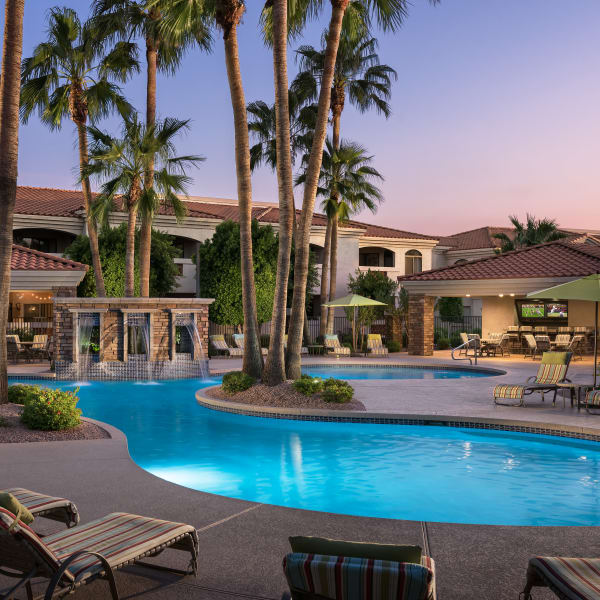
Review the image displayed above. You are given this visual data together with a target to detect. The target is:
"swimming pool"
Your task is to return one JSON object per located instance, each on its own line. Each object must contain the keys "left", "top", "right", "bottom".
{"left": 301, "top": 365, "right": 498, "bottom": 380}
{"left": 10, "top": 378, "right": 600, "bottom": 526}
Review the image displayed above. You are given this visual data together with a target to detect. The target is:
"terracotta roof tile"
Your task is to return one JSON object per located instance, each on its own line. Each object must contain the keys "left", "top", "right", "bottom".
{"left": 437, "top": 226, "right": 515, "bottom": 250}
{"left": 15, "top": 186, "right": 88, "bottom": 217}
{"left": 400, "top": 240, "right": 600, "bottom": 282}
{"left": 11, "top": 244, "right": 88, "bottom": 271}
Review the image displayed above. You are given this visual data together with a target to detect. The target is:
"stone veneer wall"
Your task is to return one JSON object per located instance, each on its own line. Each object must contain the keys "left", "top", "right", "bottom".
{"left": 53, "top": 298, "right": 213, "bottom": 380}
{"left": 407, "top": 293, "right": 435, "bottom": 356}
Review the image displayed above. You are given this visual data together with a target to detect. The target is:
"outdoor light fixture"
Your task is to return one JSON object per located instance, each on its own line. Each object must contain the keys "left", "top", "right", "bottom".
{"left": 498, "top": 294, "right": 504, "bottom": 298}
{"left": 466, "top": 293, "right": 471, "bottom": 297}
{"left": 510, "top": 293, "right": 515, "bottom": 297}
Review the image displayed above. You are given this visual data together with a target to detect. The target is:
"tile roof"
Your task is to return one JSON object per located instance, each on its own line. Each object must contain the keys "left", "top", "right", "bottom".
{"left": 14, "top": 186, "right": 87, "bottom": 217}
{"left": 399, "top": 240, "right": 600, "bottom": 282}
{"left": 437, "top": 226, "right": 515, "bottom": 250}
{"left": 11, "top": 244, "right": 88, "bottom": 271}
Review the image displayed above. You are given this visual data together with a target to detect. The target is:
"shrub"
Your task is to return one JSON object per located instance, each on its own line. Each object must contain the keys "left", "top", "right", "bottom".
{"left": 293, "top": 374, "right": 323, "bottom": 396}
{"left": 222, "top": 371, "right": 255, "bottom": 394}
{"left": 437, "top": 338, "right": 451, "bottom": 350}
{"left": 7, "top": 384, "right": 39, "bottom": 405}
{"left": 21, "top": 387, "right": 81, "bottom": 431}
{"left": 7, "top": 328, "right": 34, "bottom": 342}
{"left": 386, "top": 340, "right": 401, "bottom": 353}
{"left": 321, "top": 378, "right": 354, "bottom": 404}
{"left": 450, "top": 333, "right": 462, "bottom": 349}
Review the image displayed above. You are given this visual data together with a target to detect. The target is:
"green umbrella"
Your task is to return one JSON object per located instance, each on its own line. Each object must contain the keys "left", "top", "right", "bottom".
{"left": 323, "top": 294, "right": 388, "bottom": 352}
{"left": 527, "top": 274, "right": 600, "bottom": 386}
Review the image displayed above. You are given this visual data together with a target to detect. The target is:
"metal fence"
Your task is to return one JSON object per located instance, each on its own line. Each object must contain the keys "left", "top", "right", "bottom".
{"left": 434, "top": 316, "right": 482, "bottom": 341}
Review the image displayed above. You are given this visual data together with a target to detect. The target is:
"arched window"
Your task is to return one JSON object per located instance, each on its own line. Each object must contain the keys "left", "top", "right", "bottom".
{"left": 405, "top": 250, "right": 422, "bottom": 275}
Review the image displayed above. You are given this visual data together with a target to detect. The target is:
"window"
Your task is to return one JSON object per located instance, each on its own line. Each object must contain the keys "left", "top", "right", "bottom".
{"left": 14, "top": 235, "right": 57, "bottom": 253}
{"left": 359, "top": 253, "right": 379, "bottom": 267}
{"left": 405, "top": 250, "right": 422, "bottom": 275}
{"left": 383, "top": 250, "right": 395, "bottom": 268}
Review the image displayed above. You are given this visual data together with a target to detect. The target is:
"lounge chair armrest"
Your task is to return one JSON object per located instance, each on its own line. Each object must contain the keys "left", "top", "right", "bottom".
{"left": 526, "top": 376, "right": 536, "bottom": 383}
{"left": 45, "top": 549, "right": 117, "bottom": 600}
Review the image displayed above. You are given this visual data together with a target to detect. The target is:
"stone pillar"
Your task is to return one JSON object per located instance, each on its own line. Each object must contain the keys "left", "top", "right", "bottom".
{"left": 408, "top": 294, "right": 435, "bottom": 356}
{"left": 52, "top": 286, "right": 77, "bottom": 298}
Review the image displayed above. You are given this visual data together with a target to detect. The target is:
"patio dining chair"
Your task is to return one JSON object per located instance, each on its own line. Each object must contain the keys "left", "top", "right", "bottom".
{"left": 232, "top": 333, "right": 268, "bottom": 356}
{"left": 6, "top": 335, "right": 29, "bottom": 363}
{"left": 366, "top": 333, "right": 389, "bottom": 356}
{"left": 209, "top": 334, "right": 243, "bottom": 357}
{"left": 324, "top": 334, "right": 351, "bottom": 356}
{"left": 31, "top": 335, "right": 49, "bottom": 360}
{"left": 493, "top": 351, "right": 572, "bottom": 407}
{"left": 282, "top": 536, "right": 436, "bottom": 600}
{"left": 0, "top": 505, "right": 199, "bottom": 600}
{"left": 534, "top": 326, "right": 548, "bottom": 335}
{"left": 558, "top": 326, "right": 574, "bottom": 334}
{"left": 552, "top": 334, "right": 571, "bottom": 351}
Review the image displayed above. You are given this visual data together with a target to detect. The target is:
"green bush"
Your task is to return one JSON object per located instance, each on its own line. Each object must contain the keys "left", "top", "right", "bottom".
{"left": 7, "top": 384, "right": 39, "bottom": 405}
{"left": 386, "top": 340, "right": 401, "bottom": 353}
{"left": 222, "top": 371, "right": 255, "bottom": 394}
{"left": 437, "top": 338, "right": 451, "bottom": 350}
{"left": 7, "top": 328, "right": 34, "bottom": 342}
{"left": 450, "top": 333, "right": 462, "bottom": 349}
{"left": 21, "top": 387, "right": 81, "bottom": 431}
{"left": 321, "top": 378, "right": 354, "bottom": 404}
{"left": 293, "top": 374, "right": 323, "bottom": 396}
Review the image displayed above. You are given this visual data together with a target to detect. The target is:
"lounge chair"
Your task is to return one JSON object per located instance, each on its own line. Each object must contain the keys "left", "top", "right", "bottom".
{"left": 283, "top": 335, "right": 308, "bottom": 355}
{"left": 522, "top": 556, "right": 600, "bottom": 600}
{"left": 1, "top": 488, "right": 79, "bottom": 528}
{"left": 0, "top": 506, "right": 198, "bottom": 600}
{"left": 493, "top": 351, "right": 572, "bottom": 407}
{"left": 486, "top": 333, "right": 511, "bottom": 357}
{"left": 582, "top": 389, "right": 600, "bottom": 413}
{"left": 522, "top": 334, "right": 540, "bottom": 359}
{"left": 458, "top": 332, "right": 479, "bottom": 356}
{"left": 324, "top": 334, "right": 351, "bottom": 356}
{"left": 209, "top": 334, "right": 243, "bottom": 357}
{"left": 282, "top": 536, "right": 436, "bottom": 600}
{"left": 366, "top": 333, "right": 388, "bottom": 356}
{"left": 552, "top": 333, "right": 571, "bottom": 350}
{"left": 567, "top": 334, "right": 586, "bottom": 360}
{"left": 232, "top": 333, "right": 268, "bottom": 356}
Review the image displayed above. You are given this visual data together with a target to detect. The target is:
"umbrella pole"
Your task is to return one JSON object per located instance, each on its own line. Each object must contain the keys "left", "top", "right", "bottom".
{"left": 595, "top": 302, "right": 598, "bottom": 388}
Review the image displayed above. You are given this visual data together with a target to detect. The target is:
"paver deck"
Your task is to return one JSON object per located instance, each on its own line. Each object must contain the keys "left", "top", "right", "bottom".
{"left": 3, "top": 352, "right": 599, "bottom": 599}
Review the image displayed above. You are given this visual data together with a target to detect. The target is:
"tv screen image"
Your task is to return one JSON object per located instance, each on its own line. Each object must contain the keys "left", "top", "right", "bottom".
{"left": 521, "top": 304, "right": 545, "bottom": 318}
{"left": 547, "top": 303, "right": 568, "bottom": 318}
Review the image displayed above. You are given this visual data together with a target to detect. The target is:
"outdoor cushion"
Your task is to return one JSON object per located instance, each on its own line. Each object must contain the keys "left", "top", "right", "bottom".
{"left": 493, "top": 385, "right": 525, "bottom": 400}
{"left": 283, "top": 552, "right": 434, "bottom": 600}
{"left": 3, "top": 487, "right": 80, "bottom": 525}
{"left": 289, "top": 536, "right": 422, "bottom": 564}
{"left": 585, "top": 390, "right": 600, "bottom": 406}
{"left": 43, "top": 512, "right": 198, "bottom": 582}
{"left": 534, "top": 363, "right": 568, "bottom": 385}
{"left": 0, "top": 492, "right": 34, "bottom": 525}
{"left": 528, "top": 556, "right": 600, "bottom": 600}
{"left": 541, "top": 352, "right": 570, "bottom": 365}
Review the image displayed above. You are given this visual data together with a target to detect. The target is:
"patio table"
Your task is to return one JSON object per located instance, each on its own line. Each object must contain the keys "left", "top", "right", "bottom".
{"left": 555, "top": 382, "right": 596, "bottom": 410}
{"left": 307, "top": 345, "right": 325, "bottom": 355}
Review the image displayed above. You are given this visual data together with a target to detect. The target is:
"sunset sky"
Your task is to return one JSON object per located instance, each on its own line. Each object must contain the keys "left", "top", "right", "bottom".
{"left": 11, "top": 0, "right": 600, "bottom": 236}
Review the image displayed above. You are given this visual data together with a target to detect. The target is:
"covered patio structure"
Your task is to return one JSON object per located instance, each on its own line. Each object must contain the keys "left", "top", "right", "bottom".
{"left": 399, "top": 240, "right": 600, "bottom": 355}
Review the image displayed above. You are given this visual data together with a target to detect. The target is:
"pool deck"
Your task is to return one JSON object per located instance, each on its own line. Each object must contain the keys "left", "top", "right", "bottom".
{"left": 3, "top": 352, "right": 600, "bottom": 599}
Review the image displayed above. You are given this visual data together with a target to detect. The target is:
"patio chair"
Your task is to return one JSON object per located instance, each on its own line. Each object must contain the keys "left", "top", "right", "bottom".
{"left": 558, "top": 326, "right": 574, "bottom": 334}
{"left": 0, "top": 506, "right": 199, "bottom": 600}
{"left": 534, "top": 326, "right": 548, "bottom": 335}
{"left": 552, "top": 334, "right": 571, "bottom": 351}
{"left": 1, "top": 488, "right": 79, "bottom": 529}
{"left": 521, "top": 556, "right": 600, "bottom": 600}
{"left": 209, "top": 334, "right": 243, "bottom": 357}
{"left": 523, "top": 334, "right": 540, "bottom": 359}
{"left": 495, "top": 333, "right": 511, "bottom": 357}
{"left": 324, "top": 334, "right": 351, "bottom": 356}
{"left": 232, "top": 333, "right": 268, "bottom": 356}
{"left": 581, "top": 389, "right": 600, "bottom": 413}
{"left": 493, "top": 351, "right": 572, "bottom": 407}
{"left": 6, "top": 335, "right": 28, "bottom": 363}
{"left": 366, "top": 333, "right": 389, "bottom": 356}
{"left": 519, "top": 326, "right": 533, "bottom": 334}
{"left": 535, "top": 335, "right": 552, "bottom": 354}
{"left": 567, "top": 334, "right": 586, "bottom": 360}
{"left": 282, "top": 536, "right": 436, "bottom": 600}
{"left": 31, "top": 335, "right": 49, "bottom": 360}
{"left": 283, "top": 335, "right": 308, "bottom": 355}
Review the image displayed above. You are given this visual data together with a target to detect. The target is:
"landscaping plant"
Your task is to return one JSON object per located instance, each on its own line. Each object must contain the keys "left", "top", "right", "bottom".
{"left": 21, "top": 387, "right": 81, "bottom": 431}
{"left": 7, "top": 384, "right": 38, "bottom": 405}
{"left": 222, "top": 371, "right": 255, "bottom": 394}
{"left": 293, "top": 374, "right": 323, "bottom": 396}
{"left": 321, "top": 378, "right": 354, "bottom": 404}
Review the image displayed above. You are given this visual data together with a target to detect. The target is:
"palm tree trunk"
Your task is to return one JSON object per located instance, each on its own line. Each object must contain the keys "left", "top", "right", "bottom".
{"left": 124, "top": 181, "right": 141, "bottom": 297}
{"left": 221, "top": 7, "right": 263, "bottom": 379}
{"left": 319, "top": 219, "right": 332, "bottom": 339}
{"left": 332, "top": 108, "right": 341, "bottom": 150}
{"left": 76, "top": 123, "right": 106, "bottom": 297}
{"left": 326, "top": 211, "right": 338, "bottom": 334}
{"left": 286, "top": 0, "right": 349, "bottom": 379}
{"left": 139, "top": 39, "right": 158, "bottom": 298}
{"left": 0, "top": 0, "right": 25, "bottom": 403}
{"left": 263, "top": 0, "right": 295, "bottom": 386}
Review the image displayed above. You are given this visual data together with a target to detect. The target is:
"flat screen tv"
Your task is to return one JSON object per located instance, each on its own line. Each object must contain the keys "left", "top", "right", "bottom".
{"left": 521, "top": 303, "right": 545, "bottom": 319}
{"left": 546, "top": 302, "right": 568, "bottom": 318}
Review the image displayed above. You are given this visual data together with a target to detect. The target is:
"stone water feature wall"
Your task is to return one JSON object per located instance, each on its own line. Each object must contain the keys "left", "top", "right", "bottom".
{"left": 53, "top": 298, "right": 213, "bottom": 380}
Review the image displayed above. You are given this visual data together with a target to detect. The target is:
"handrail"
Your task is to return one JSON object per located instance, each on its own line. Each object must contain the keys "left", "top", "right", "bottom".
{"left": 450, "top": 340, "right": 478, "bottom": 365}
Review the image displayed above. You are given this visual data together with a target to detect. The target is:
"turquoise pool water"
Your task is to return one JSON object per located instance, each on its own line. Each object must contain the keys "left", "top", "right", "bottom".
{"left": 301, "top": 365, "right": 495, "bottom": 380}
{"left": 10, "top": 378, "right": 600, "bottom": 526}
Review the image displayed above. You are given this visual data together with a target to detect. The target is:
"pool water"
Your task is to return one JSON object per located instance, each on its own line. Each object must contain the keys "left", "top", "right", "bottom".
{"left": 10, "top": 378, "right": 600, "bottom": 526}
{"left": 302, "top": 365, "right": 494, "bottom": 380}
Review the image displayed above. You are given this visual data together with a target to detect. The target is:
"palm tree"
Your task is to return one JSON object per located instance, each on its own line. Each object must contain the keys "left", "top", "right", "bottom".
{"left": 297, "top": 138, "right": 383, "bottom": 333}
{"left": 85, "top": 116, "right": 202, "bottom": 296}
{"left": 20, "top": 7, "right": 137, "bottom": 298}
{"left": 91, "top": 0, "right": 212, "bottom": 297}
{"left": 493, "top": 214, "right": 568, "bottom": 253}
{"left": 295, "top": 31, "right": 395, "bottom": 336}
{"left": 0, "top": 0, "right": 26, "bottom": 403}
{"left": 283, "top": 0, "right": 415, "bottom": 379}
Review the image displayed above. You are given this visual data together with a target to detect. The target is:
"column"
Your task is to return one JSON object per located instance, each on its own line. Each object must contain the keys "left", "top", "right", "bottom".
{"left": 408, "top": 293, "right": 435, "bottom": 356}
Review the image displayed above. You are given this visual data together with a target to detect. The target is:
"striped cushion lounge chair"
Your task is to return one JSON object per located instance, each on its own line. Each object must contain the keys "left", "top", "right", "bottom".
{"left": 1, "top": 488, "right": 79, "bottom": 528}
{"left": 324, "top": 334, "right": 351, "bottom": 356}
{"left": 367, "top": 334, "right": 388, "bottom": 356}
{"left": 0, "top": 507, "right": 198, "bottom": 600}
{"left": 282, "top": 552, "right": 436, "bottom": 600}
{"left": 583, "top": 389, "right": 600, "bottom": 413}
{"left": 493, "top": 352, "right": 572, "bottom": 407}
{"left": 209, "top": 334, "right": 243, "bottom": 357}
{"left": 233, "top": 333, "right": 268, "bottom": 356}
{"left": 522, "top": 556, "right": 600, "bottom": 600}
{"left": 283, "top": 335, "right": 308, "bottom": 355}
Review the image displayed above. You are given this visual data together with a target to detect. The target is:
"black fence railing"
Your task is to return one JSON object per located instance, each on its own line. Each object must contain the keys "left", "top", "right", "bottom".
{"left": 434, "top": 316, "right": 482, "bottom": 344}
